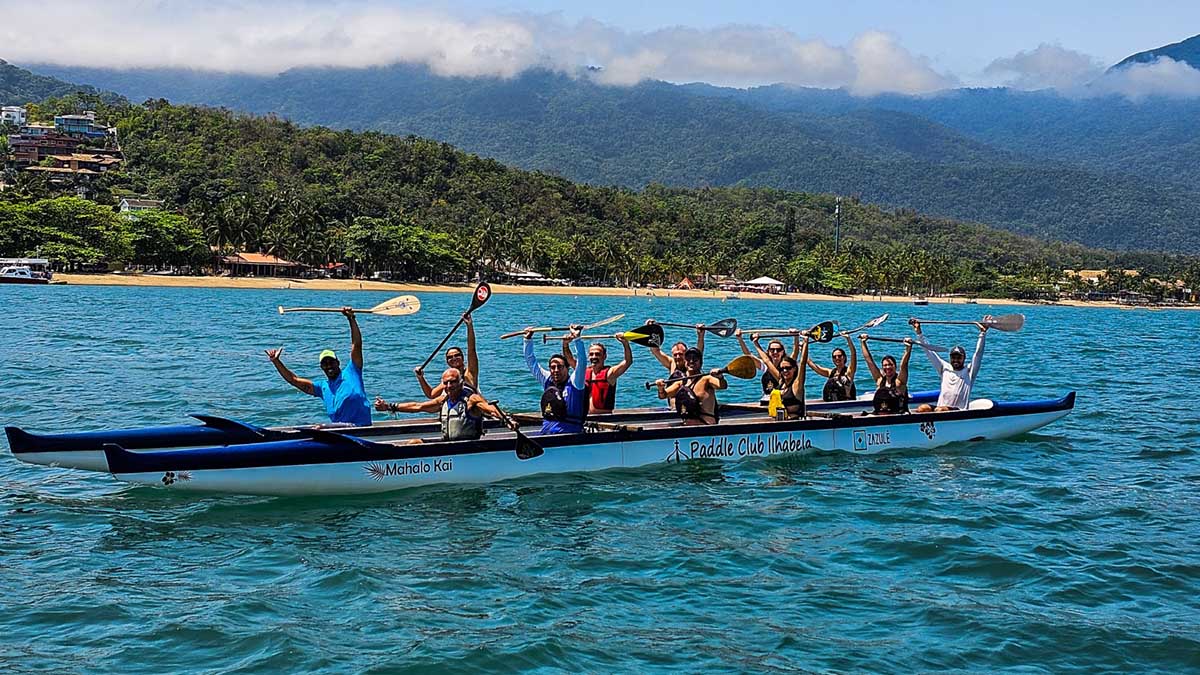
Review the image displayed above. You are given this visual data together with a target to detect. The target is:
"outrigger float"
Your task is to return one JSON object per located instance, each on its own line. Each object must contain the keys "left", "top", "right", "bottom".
{"left": 5, "top": 391, "right": 1074, "bottom": 496}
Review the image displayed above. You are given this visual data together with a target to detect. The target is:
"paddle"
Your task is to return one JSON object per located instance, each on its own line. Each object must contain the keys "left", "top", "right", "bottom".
{"left": 418, "top": 282, "right": 492, "bottom": 372}
{"left": 492, "top": 403, "right": 544, "bottom": 460}
{"left": 752, "top": 321, "right": 838, "bottom": 343}
{"left": 542, "top": 323, "right": 665, "bottom": 348}
{"left": 278, "top": 295, "right": 421, "bottom": 316}
{"left": 865, "top": 336, "right": 949, "bottom": 352}
{"left": 499, "top": 313, "right": 625, "bottom": 340}
{"left": 910, "top": 313, "right": 1025, "bottom": 332}
{"left": 840, "top": 313, "right": 889, "bottom": 336}
{"left": 650, "top": 318, "right": 739, "bottom": 338}
{"left": 644, "top": 354, "right": 759, "bottom": 389}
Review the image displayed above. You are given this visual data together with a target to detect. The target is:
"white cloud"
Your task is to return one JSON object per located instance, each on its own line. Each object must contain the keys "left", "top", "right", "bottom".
{"left": 983, "top": 44, "right": 1103, "bottom": 91}
{"left": 0, "top": 0, "right": 955, "bottom": 95}
{"left": 1090, "top": 57, "right": 1200, "bottom": 100}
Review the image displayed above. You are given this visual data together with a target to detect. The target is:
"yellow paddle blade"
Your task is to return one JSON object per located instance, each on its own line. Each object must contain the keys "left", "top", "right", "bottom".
{"left": 368, "top": 295, "right": 421, "bottom": 316}
{"left": 724, "top": 355, "right": 760, "bottom": 380}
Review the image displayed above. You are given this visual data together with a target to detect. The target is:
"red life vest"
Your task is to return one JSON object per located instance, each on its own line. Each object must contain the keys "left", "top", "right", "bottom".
{"left": 585, "top": 366, "right": 616, "bottom": 411}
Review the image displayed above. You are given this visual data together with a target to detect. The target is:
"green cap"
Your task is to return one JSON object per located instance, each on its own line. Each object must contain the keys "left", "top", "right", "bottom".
{"left": 318, "top": 349, "right": 337, "bottom": 364}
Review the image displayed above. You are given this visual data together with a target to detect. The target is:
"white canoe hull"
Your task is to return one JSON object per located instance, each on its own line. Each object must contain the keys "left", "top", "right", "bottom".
{"left": 108, "top": 394, "right": 1075, "bottom": 496}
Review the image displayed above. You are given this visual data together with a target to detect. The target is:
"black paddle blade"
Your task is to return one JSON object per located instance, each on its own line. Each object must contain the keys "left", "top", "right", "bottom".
{"left": 470, "top": 282, "right": 492, "bottom": 311}
{"left": 514, "top": 430, "right": 544, "bottom": 460}
{"left": 626, "top": 323, "right": 665, "bottom": 348}
{"left": 808, "top": 321, "right": 837, "bottom": 343}
{"left": 705, "top": 318, "right": 738, "bottom": 338}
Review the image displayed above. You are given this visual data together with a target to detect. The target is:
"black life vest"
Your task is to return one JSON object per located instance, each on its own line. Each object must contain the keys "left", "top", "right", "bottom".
{"left": 872, "top": 374, "right": 909, "bottom": 414}
{"left": 540, "top": 381, "right": 587, "bottom": 427}
{"left": 675, "top": 379, "right": 719, "bottom": 424}
{"left": 761, "top": 370, "right": 779, "bottom": 395}
{"left": 822, "top": 367, "right": 857, "bottom": 402}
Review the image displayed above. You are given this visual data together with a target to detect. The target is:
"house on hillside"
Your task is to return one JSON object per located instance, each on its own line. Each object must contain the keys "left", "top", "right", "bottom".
{"left": 119, "top": 198, "right": 164, "bottom": 213}
{"left": 1, "top": 106, "right": 26, "bottom": 126}
{"left": 53, "top": 111, "right": 111, "bottom": 139}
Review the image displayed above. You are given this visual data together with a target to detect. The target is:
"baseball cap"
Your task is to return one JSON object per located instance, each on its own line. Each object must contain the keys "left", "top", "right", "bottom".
{"left": 319, "top": 349, "right": 338, "bottom": 364}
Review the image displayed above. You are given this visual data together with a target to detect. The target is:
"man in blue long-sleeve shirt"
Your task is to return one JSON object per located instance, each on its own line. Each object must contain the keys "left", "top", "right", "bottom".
{"left": 523, "top": 325, "right": 588, "bottom": 434}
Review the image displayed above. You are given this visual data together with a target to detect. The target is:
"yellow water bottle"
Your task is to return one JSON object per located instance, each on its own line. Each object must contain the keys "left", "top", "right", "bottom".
{"left": 768, "top": 388, "right": 784, "bottom": 420}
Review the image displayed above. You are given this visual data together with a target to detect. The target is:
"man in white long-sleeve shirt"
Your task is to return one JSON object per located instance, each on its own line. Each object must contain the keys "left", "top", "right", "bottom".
{"left": 909, "top": 319, "right": 989, "bottom": 412}
{"left": 523, "top": 325, "right": 588, "bottom": 434}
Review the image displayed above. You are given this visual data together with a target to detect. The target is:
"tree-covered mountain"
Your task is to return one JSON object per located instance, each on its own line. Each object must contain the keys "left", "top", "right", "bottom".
{"left": 0, "top": 59, "right": 124, "bottom": 106}
{"left": 9, "top": 96, "right": 1192, "bottom": 298}
{"left": 1111, "top": 33, "right": 1200, "bottom": 70}
{"left": 21, "top": 61, "right": 1200, "bottom": 253}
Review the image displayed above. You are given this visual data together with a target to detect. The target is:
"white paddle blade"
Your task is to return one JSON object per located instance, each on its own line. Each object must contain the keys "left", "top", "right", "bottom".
{"left": 866, "top": 313, "right": 889, "bottom": 329}
{"left": 984, "top": 313, "right": 1025, "bottom": 331}
{"left": 278, "top": 306, "right": 285, "bottom": 315}
{"left": 584, "top": 313, "right": 625, "bottom": 330}
{"left": 368, "top": 295, "right": 421, "bottom": 316}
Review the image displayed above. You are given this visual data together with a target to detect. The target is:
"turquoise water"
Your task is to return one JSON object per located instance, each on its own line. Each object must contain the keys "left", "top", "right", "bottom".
{"left": 2, "top": 284, "right": 1198, "bottom": 672}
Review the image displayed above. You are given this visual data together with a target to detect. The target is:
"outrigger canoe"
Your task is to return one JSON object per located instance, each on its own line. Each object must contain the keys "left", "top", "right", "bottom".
{"left": 5, "top": 391, "right": 943, "bottom": 472}
{"left": 12, "top": 393, "right": 1074, "bottom": 496}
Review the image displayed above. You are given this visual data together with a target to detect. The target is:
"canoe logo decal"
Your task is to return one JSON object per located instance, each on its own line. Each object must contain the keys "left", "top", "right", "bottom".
{"left": 475, "top": 285, "right": 491, "bottom": 303}
{"left": 365, "top": 459, "right": 453, "bottom": 480}
{"left": 160, "top": 471, "right": 192, "bottom": 486}
{"left": 920, "top": 421, "right": 937, "bottom": 439}
{"left": 666, "top": 441, "right": 687, "bottom": 463}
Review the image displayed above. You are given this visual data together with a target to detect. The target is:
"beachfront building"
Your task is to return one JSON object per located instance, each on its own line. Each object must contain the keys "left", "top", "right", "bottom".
{"left": 219, "top": 252, "right": 306, "bottom": 278}
{"left": 1, "top": 106, "right": 26, "bottom": 126}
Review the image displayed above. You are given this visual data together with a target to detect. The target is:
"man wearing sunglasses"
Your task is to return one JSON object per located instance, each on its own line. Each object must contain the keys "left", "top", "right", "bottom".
{"left": 523, "top": 324, "right": 588, "bottom": 434}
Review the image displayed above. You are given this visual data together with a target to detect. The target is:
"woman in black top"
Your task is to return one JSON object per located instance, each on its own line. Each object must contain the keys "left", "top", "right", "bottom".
{"left": 858, "top": 334, "right": 913, "bottom": 415}
{"left": 807, "top": 334, "right": 858, "bottom": 402}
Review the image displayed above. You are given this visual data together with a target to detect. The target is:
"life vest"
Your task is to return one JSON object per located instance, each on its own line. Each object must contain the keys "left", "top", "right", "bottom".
{"left": 440, "top": 386, "right": 483, "bottom": 441}
{"left": 761, "top": 370, "right": 779, "bottom": 395}
{"left": 675, "top": 379, "right": 719, "bottom": 425}
{"left": 585, "top": 366, "right": 616, "bottom": 411}
{"left": 540, "top": 379, "right": 588, "bottom": 432}
{"left": 822, "top": 367, "right": 857, "bottom": 402}
{"left": 872, "top": 374, "right": 909, "bottom": 415}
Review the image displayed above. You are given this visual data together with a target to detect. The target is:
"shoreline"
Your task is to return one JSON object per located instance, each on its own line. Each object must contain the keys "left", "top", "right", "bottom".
{"left": 52, "top": 273, "right": 1194, "bottom": 310}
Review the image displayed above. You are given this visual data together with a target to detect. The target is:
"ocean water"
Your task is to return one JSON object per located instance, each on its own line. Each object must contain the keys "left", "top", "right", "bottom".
{"left": 1, "top": 284, "right": 1197, "bottom": 673}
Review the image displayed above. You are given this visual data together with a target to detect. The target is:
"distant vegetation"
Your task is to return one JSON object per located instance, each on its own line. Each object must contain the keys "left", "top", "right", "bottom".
{"left": 3, "top": 95, "right": 1198, "bottom": 300}
{"left": 0, "top": 59, "right": 125, "bottom": 107}
{"left": 23, "top": 61, "right": 1200, "bottom": 252}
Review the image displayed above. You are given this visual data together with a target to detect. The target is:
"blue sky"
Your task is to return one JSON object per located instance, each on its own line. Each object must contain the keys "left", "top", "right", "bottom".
{"left": 4, "top": 0, "right": 1199, "bottom": 96}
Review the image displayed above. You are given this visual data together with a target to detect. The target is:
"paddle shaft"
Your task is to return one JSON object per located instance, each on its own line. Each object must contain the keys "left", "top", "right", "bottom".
{"left": 499, "top": 313, "right": 624, "bottom": 340}
{"left": 280, "top": 307, "right": 382, "bottom": 314}
{"left": 866, "top": 336, "right": 948, "bottom": 352}
{"left": 419, "top": 283, "right": 491, "bottom": 370}
{"left": 645, "top": 368, "right": 729, "bottom": 390}
{"left": 653, "top": 321, "right": 732, "bottom": 333}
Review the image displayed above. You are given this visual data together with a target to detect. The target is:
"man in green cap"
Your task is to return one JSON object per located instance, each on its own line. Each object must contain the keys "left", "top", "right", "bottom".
{"left": 265, "top": 307, "right": 371, "bottom": 426}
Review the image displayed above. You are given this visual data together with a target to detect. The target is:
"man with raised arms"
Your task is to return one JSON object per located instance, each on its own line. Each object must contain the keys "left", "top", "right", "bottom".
{"left": 414, "top": 313, "right": 480, "bottom": 398}
{"left": 646, "top": 321, "right": 705, "bottom": 379}
{"left": 265, "top": 307, "right": 371, "bottom": 427}
{"left": 909, "top": 318, "right": 989, "bottom": 412}
{"left": 560, "top": 333, "right": 634, "bottom": 414}
{"left": 524, "top": 325, "right": 588, "bottom": 434}
{"left": 654, "top": 347, "right": 727, "bottom": 425}
{"left": 373, "top": 367, "right": 511, "bottom": 442}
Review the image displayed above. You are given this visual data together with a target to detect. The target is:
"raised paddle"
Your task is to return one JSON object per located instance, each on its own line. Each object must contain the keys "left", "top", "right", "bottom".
{"left": 752, "top": 321, "right": 838, "bottom": 343}
{"left": 492, "top": 403, "right": 544, "bottom": 460}
{"left": 278, "top": 295, "right": 421, "bottom": 316}
{"left": 865, "top": 336, "right": 950, "bottom": 352}
{"left": 499, "top": 313, "right": 625, "bottom": 340}
{"left": 840, "top": 313, "right": 889, "bottom": 336}
{"left": 650, "top": 318, "right": 739, "bottom": 338}
{"left": 910, "top": 313, "right": 1025, "bottom": 332}
{"left": 542, "top": 323, "right": 665, "bottom": 348}
{"left": 644, "top": 354, "right": 759, "bottom": 389}
{"left": 418, "top": 282, "right": 492, "bottom": 372}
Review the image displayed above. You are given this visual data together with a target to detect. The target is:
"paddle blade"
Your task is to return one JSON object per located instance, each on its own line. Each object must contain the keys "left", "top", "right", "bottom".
{"left": 864, "top": 313, "right": 889, "bottom": 330}
{"left": 705, "top": 318, "right": 738, "bottom": 338}
{"left": 724, "top": 355, "right": 760, "bottom": 380}
{"left": 585, "top": 313, "right": 625, "bottom": 330}
{"left": 808, "top": 321, "right": 837, "bottom": 343}
{"left": 625, "top": 324, "right": 665, "bottom": 348}
{"left": 277, "top": 306, "right": 285, "bottom": 315}
{"left": 514, "top": 430, "right": 544, "bottom": 460}
{"left": 470, "top": 282, "right": 492, "bottom": 312}
{"left": 368, "top": 295, "right": 421, "bottom": 316}
{"left": 984, "top": 313, "right": 1025, "bottom": 332}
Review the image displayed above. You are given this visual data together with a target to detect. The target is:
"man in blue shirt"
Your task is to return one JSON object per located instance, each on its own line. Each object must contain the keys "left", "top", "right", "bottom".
{"left": 265, "top": 307, "right": 372, "bottom": 427}
{"left": 523, "top": 325, "right": 587, "bottom": 434}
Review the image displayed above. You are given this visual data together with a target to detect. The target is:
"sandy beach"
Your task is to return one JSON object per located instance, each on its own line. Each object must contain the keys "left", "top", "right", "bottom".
{"left": 53, "top": 273, "right": 1190, "bottom": 310}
